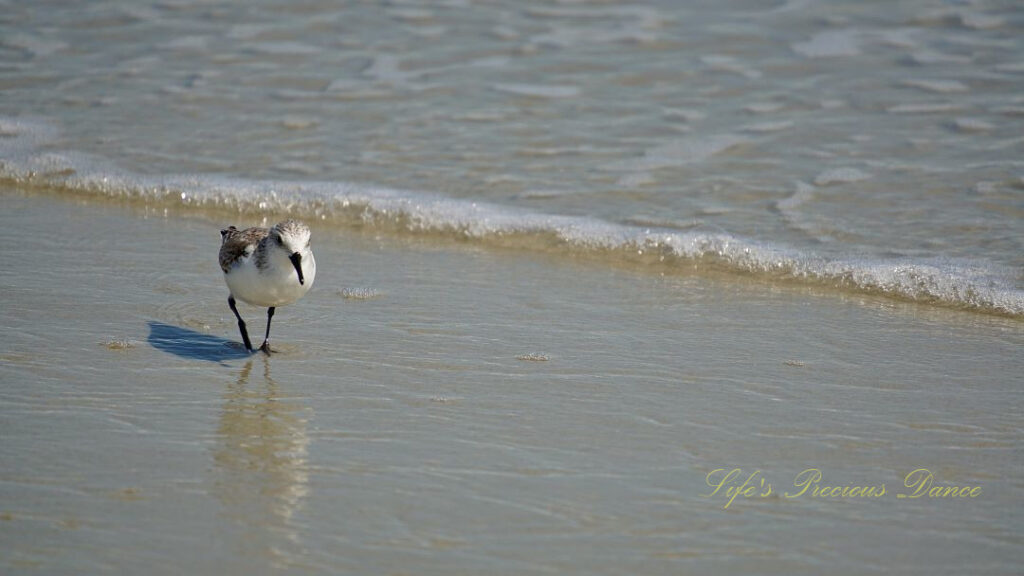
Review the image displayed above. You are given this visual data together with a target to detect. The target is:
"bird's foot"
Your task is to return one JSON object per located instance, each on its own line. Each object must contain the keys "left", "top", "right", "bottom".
{"left": 259, "top": 340, "right": 274, "bottom": 355}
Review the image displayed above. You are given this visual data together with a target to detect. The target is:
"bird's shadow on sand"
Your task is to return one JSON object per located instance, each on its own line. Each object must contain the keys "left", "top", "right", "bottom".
{"left": 148, "top": 321, "right": 252, "bottom": 364}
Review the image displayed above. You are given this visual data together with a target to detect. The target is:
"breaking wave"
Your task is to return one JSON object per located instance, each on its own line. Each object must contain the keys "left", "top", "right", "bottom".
{"left": 2, "top": 116, "right": 1021, "bottom": 317}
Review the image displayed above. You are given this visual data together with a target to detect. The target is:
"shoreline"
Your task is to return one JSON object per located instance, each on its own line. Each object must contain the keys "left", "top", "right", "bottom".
{"left": 3, "top": 182, "right": 1021, "bottom": 323}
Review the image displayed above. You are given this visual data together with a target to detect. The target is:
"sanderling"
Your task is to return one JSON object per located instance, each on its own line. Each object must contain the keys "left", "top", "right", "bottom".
{"left": 219, "top": 219, "right": 316, "bottom": 354}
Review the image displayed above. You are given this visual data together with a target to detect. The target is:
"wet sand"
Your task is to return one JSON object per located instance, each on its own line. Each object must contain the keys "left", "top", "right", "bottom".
{"left": 1, "top": 190, "right": 1021, "bottom": 575}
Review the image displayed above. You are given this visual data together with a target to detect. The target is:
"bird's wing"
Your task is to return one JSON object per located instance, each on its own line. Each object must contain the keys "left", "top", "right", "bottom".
{"left": 219, "top": 226, "right": 269, "bottom": 272}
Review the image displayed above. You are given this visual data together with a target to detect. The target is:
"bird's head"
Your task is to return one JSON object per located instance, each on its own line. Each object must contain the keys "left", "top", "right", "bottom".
{"left": 271, "top": 220, "right": 312, "bottom": 285}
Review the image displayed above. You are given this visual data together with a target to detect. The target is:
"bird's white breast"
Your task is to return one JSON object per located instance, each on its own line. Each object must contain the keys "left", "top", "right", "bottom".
{"left": 225, "top": 249, "right": 315, "bottom": 308}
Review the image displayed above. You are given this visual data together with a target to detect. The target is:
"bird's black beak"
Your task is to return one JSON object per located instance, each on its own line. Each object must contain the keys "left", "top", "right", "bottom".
{"left": 289, "top": 252, "right": 304, "bottom": 285}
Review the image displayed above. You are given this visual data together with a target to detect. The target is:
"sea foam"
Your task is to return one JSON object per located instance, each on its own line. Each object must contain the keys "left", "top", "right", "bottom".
{"left": 2, "top": 116, "right": 1021, "bottom": 317}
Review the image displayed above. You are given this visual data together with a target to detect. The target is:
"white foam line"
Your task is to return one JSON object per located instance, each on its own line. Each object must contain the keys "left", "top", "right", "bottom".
{"left": 2, "top": 116, "right": 1022, "bottom": 317}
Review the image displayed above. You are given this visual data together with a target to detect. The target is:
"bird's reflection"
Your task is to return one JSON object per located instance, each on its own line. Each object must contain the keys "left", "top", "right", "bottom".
{"left": 211, "top": 356, "right": 311, "bottom": 568}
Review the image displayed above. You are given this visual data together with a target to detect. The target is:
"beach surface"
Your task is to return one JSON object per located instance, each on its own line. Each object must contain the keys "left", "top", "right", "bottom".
{"left": 1, "top": 189, "right": 1021, "bottom": 575}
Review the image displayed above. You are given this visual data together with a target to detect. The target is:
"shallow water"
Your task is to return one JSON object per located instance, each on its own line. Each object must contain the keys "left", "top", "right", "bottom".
{"left": 1, "top": 0, "right": 1023, "bottom": 315}
{"left": 1, "top": 191, "right": 1022, "bottom": 574}
{"left": 2, "top": 1, "right": 1024, "bottom": 572}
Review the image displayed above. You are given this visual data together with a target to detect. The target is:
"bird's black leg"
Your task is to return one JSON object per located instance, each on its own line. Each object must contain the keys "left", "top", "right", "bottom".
{"left": 228, "top": 295, "right": 253, "bottom": 352}
{"left": 259, "top": 307, "right": 275, "bottom": 354}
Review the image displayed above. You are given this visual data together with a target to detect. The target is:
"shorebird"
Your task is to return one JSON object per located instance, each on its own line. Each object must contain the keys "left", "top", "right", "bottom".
{"left": 219, "top": 219, "right": 316, "bottom": 354}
